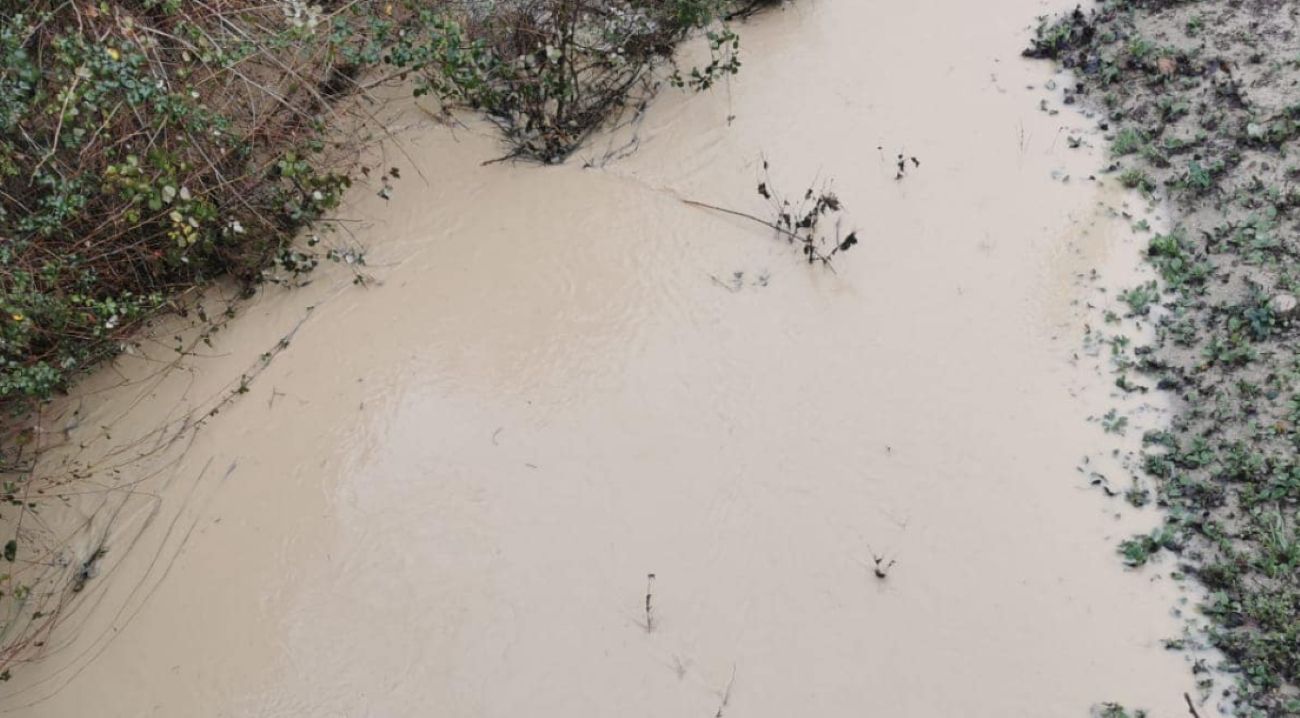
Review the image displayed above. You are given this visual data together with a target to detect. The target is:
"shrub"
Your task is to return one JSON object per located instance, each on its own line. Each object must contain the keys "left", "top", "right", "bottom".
{"left": 0, "top": 2, "right": 359, "bottom": 410}
{"left": 0, "top": 0, "right": 753, "bottom": 413}
{"left": 383, "top": 0, "right": 745, "bottom": 162}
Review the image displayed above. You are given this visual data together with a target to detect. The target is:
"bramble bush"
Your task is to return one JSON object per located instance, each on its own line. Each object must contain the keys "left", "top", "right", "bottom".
{"left": 0, "top": 0, "right": 757, "bottom": 412}
{"left": 0, "top": 1, "right": 354, "bottom": 407}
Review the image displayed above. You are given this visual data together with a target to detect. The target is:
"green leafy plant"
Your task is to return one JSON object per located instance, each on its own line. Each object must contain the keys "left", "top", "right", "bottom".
{"left": 382, "top": 0, "right": 750, "bottom": 162}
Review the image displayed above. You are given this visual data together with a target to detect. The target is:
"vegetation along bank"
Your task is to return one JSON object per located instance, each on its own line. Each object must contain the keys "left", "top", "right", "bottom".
{"left": 1028, "top": 1, "right": 1300, "bottom": 714}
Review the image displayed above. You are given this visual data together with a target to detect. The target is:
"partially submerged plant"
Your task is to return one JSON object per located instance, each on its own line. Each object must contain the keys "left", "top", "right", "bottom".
{"left": 682, "top": 160, "right": 861, "bottom": 268}
{"left": 380, "top": 0, "right": 762, "bottom": 162}
{"left": 644, "top": 572, "right": 656, "bottom": 633}
{"left": 1092, "top": 703, "right": 1149, "bottom": 718}
{"left": 870, "top": 552, "right": 896, "bottom": 579}
{"left": 893, "top": 153, "right": 920, "bottom": 180}
{"left": 754, "top": 161, "right": 859, "bottom": 266}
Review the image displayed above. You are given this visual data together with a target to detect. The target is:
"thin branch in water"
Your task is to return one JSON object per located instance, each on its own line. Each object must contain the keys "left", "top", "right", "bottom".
{"left": 644, "top": 572, "right": 656, "bottom": 633}
{"left": 682, "top": 160, "right": 861, "bottom": 270}
{"left": 714, "top": 665, "right": 737, "bottom": 718}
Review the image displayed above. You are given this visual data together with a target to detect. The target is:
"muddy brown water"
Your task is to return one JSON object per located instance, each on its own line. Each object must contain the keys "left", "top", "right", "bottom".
{"left": 3, "top": 1, "right": 1208, "bottom": 716}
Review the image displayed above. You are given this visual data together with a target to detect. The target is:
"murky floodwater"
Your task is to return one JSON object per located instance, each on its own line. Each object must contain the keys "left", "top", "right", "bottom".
{"left": 2, "top": 1, "right": 1207, "bottom": 716}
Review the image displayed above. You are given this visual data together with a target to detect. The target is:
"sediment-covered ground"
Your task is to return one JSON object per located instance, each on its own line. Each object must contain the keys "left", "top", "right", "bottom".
{"left": 1028, "top": 1, "right": 1300, "bottom": 715}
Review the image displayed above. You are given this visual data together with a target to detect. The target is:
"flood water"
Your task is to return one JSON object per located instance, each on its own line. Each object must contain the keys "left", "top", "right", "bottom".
{"left": 3, "top": 1, "right": 1205, "bottom": 716}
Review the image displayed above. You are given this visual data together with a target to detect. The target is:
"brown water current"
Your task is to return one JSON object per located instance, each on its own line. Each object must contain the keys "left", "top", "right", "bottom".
{"left": 2, "top": 1, "right": 1211, "bottom": 716}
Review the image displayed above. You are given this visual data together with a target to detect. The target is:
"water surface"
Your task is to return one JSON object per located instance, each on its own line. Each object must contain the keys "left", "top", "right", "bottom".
{"left": 4, "top": 1, "right": 1199, "bottom": 715}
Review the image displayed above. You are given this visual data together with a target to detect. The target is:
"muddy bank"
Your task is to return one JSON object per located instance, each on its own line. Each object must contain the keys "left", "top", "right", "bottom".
{"left": 1028, "top": 1, "right": 1300, "bottom": 714}
{"left": 1, "top": 1, "right": 1207, "bottom": 716}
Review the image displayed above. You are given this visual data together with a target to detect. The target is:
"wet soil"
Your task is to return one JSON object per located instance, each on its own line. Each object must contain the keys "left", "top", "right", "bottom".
{"left": 1027, "top": 1, "right": 1300, "bottom": 715}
